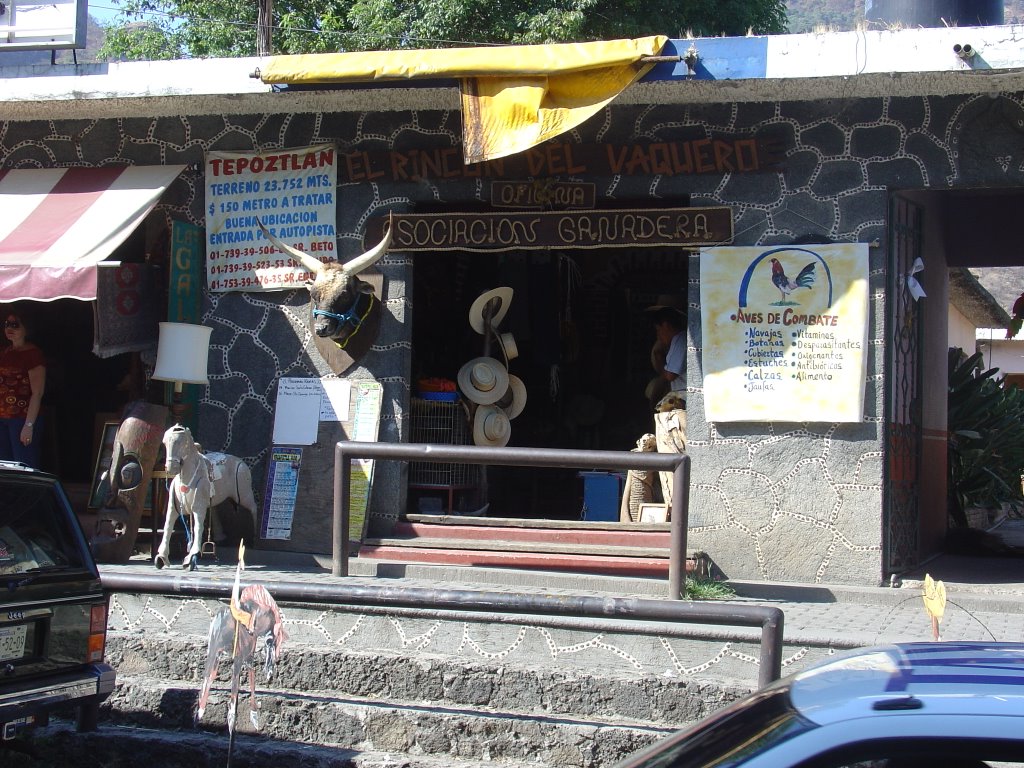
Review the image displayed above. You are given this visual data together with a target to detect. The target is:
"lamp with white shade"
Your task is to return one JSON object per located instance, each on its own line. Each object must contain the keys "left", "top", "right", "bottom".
{"left": 151, "top": 322, "right": 212, "bottom": 425}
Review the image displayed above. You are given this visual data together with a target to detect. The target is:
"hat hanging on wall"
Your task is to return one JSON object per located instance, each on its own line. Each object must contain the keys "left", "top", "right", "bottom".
{"left": 458, "top": 356, "right": 510, "bottom": 405}
{"left": 494, "top": 331, "right": 518, "bottom": 366}
{"left": 469, "top": 287, "right": 513, "bottom": 334}
{"left": 498, "top": 374, "right": 527, "bottom": 420}
{"left": 473, "top": 404, "right": 511, "bottom": 447}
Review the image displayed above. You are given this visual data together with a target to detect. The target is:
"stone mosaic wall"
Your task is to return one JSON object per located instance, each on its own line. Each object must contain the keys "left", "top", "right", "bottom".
{"left": 4, "top": 90, "right": 1022, "bottom": 583}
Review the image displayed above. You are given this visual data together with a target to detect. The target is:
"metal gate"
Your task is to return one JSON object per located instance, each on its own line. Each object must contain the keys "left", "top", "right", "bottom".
{"left": 884, "top": 195, "right": 924, "bottom": 573}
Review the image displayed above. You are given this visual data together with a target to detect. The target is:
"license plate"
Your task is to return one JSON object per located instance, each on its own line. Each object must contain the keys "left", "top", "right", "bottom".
{"left": 3, "top": 716, "right": 35, "bottom": 740}
{"left": 0, "top": 624, "right": 27, "bottom": 662}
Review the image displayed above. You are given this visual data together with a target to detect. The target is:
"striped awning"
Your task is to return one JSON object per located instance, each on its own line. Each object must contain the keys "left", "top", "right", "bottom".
{"left": 0, "top": 165, "right": 186, "bottom": 302}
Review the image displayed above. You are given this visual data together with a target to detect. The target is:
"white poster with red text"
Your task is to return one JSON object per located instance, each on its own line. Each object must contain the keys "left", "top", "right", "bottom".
{"left": 205, "top": 145, "right": 338, "bottom": 292}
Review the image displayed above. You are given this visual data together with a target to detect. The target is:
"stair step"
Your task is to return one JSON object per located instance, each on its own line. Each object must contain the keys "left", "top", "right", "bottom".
{"left": 357, "top": 542, "right": 706, "bottom": 576}
{"left": 35, "top": 720, "right": 526, "bottom": 768}
{"left": 106, "top": 675, "right": 675, "bottom": 767}
{"left": 365, "top": 536, "right": 683, "bottom": 558}
{"left": 391, "top": 520, "right": 672, "bottom": 548}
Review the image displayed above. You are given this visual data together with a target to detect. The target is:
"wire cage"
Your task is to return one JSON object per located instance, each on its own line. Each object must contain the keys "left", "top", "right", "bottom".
{"left": 408, "top": 398, "right": 474, "bottom": 487}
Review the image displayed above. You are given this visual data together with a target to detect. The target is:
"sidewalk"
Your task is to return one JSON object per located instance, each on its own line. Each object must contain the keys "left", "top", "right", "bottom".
{"left": 101, "top": 518, "right": 1024, "bottom": 652}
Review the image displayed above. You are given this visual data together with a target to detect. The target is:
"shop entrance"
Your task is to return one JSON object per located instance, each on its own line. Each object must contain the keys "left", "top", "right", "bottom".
{"left": 21, "top": 298, "right": 145, "bottom": 503}
{"left": 410, "top": 246, "right": 688, "bottom": 520}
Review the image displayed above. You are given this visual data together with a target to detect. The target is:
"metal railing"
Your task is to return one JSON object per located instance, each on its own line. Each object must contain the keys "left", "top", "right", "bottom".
{"left": 334, "top": 441, "right": 692, "bottom": 596}
{"left": 100, "top": 571, "right": 785, "bottom": 686}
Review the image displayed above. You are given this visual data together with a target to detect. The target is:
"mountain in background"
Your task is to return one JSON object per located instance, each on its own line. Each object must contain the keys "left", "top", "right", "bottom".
{"left": 787, "top": 0, "right": 1021, "bottom": 33}
{"left": 0, "top": 15, "right": 105, "bottom": 65}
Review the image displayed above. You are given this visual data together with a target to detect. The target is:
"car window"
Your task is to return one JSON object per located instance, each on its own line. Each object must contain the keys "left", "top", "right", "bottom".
{"left": 623, "top": 687, "right": 814, "bottom": 768}
{"left": 0, "top": 479, "right": 84, "bottom": 575}
{"left": 797, "top": 738, "right": 1024, "bottom": 768}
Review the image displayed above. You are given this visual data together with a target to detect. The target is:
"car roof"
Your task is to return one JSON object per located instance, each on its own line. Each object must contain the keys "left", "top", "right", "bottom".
{"left": 789, "top": 642, "right": 1024, "bottom": 725}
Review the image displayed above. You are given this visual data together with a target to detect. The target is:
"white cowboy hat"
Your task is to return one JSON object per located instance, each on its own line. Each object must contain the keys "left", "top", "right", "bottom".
{"left": 457, "top": 356, "right": 509, "bottom": 405}
{"left": 469, "top": 287, "right": 513, "bottom": 334}
{"left": 497, "top": 374, "right": 527, "bottom": 420}
{"left": 495, "top": 331, "right": 518, "bottom": 364}
{"left": 473, "top": 404, "right": 511, "bottom": 447}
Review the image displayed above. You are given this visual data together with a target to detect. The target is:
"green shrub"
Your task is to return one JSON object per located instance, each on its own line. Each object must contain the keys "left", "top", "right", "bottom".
{"left": 947, "top": 348, "right": 1024, "bottom": 527}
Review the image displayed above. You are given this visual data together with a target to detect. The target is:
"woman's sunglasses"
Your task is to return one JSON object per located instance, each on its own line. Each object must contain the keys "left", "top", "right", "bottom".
{"left": 4, "top": 320, "right": 21, "bottom": 329}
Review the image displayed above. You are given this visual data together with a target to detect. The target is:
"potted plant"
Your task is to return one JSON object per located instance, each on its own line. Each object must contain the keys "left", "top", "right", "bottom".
{"left": 947, "top": 348, "right": 1024, "bottom": 528}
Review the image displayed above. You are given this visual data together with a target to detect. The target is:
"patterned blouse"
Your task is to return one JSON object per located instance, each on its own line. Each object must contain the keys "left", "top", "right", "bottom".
{"left": 0, "top": 345, "right": 45, "bottom": 420}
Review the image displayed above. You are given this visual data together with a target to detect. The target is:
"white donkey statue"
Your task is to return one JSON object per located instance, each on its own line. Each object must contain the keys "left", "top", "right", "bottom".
{"left": 155, "top": 425, "right": 258, "bottom": 571}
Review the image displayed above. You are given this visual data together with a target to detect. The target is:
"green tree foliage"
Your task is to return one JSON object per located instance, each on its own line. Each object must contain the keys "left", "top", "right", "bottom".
{"left": 99, "top": 0, "right": 786, "bottom": 60}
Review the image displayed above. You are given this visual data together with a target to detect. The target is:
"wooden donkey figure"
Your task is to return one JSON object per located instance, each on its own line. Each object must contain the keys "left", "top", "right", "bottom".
{"left": 154, "top": 424, "right": 258, "bottom": 571}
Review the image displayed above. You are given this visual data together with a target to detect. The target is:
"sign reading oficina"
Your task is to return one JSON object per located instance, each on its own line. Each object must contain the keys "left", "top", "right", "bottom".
{"left": 204, "top": 144, "right": 338, "bottom": 292}
{"left": 700, "top": 243, "right": 869, "bottom": 423}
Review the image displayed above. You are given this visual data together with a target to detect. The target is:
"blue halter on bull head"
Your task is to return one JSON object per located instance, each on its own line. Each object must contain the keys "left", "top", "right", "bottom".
{"left": 258, "top": 214, "right": 393, "bottom": 349}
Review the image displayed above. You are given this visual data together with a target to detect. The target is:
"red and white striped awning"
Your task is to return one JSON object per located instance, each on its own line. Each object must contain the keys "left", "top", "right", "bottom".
{"left": 0, "top": 165, "right": 186, "bottom": 302}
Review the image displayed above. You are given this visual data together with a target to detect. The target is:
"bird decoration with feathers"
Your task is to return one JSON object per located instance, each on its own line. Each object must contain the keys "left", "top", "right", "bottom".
{"left": 769, "top": 258, "right": 816, "bottom": 304}
{"left": 1007, "top": 292, "right": 1024, "bottom": 339}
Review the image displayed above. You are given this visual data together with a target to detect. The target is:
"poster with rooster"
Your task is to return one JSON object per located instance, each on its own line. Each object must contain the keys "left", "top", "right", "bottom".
{"left": 700, "top": 243, "right": 869, "bottom": 422}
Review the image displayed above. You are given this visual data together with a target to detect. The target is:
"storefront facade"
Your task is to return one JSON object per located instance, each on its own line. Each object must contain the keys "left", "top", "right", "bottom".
{"left": 4, "top": 26, "right": 1024, "bottom": 586}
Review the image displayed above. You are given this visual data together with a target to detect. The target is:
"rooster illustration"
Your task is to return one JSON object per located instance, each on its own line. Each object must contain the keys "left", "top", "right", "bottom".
{"left": 769, "top": 258, "right": 816, "bottom": 304}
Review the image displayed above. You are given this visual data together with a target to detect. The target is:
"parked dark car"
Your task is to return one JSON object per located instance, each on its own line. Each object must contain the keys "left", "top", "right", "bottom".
{"left": 0, "top": 460, "right": 115, "bottom": 742}
{"left": 613, "top": 642, "right": 1024, "bottom": 768}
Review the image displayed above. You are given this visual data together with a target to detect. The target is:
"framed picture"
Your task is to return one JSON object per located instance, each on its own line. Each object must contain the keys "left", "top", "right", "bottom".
{"left": 87, "top": 421, "right": 120, "bottom": 510}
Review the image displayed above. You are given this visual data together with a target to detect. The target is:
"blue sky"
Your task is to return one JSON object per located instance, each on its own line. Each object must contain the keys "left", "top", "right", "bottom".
{"left": 87, "top": 1, "right": 124, "bottom": 25}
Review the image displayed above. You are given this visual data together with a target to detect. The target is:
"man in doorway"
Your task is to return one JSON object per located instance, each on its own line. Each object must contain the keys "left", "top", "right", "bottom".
{"left": 645, "top": 296, "right": 686, "bottom": 511}
{"left": 647, "top": 296, "right": 686, "bottom": 408}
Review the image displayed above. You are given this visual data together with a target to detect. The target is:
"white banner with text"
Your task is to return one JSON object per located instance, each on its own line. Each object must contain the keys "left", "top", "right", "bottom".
{"left": 205, "top": 144, "right": 338, "bottom": 292}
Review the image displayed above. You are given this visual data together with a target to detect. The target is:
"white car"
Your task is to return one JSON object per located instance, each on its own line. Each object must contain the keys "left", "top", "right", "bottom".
{"left": 614, "top": 642, "right": 1024, "bottom": 768}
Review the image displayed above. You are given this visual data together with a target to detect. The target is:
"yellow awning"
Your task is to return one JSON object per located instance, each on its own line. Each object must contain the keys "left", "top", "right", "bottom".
{"left": 260, "top": 36, "right": 667, "bottom": 164}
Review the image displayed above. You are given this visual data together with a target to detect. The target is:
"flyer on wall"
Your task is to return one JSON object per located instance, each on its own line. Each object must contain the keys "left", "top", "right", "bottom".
{"left": 700, "top": 242, "right": 870, "bottom": 423}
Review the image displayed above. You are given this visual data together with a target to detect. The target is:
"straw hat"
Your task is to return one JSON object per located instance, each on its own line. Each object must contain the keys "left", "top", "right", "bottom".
{"left": 645, "top": 294, "right": 685, "bottom": 313}
{"left": 473, "top": 404, "right": 511, "bottom": 447}
{"left": 469, "top": 287, "right": 513, "bottom": 334}
{"left": 497, "top": 374, "right": 527, "bottom": 420}
{"left": 457, "top": 356, "right": 509, "bottom": 405}
{"left": 495, "top": 331, "right": 518, "bottom": 364}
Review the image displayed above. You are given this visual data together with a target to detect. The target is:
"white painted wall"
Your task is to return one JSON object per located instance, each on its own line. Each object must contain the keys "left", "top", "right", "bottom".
{"left": 949, "top": 304, "right": 979, "bottom": 355}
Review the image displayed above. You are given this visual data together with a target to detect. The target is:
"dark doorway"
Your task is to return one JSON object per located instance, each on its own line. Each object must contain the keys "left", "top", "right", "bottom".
{"left": 410, "top": 246, "right": 688, "bottom": 520}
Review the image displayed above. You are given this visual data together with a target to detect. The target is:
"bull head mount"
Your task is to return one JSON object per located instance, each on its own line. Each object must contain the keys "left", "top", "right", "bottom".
{"left": 258, "top": 214, "right": 393, "bottom": 344}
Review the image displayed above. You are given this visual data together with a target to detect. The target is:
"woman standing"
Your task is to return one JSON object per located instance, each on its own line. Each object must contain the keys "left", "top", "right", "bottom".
{"left": 0, "top": 308, "right": 46, "bottom": 468}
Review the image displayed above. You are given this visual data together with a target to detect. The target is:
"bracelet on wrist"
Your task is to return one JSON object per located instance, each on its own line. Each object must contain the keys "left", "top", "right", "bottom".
{"left": 24, "top": 422, "right": 33, "bottom": 427}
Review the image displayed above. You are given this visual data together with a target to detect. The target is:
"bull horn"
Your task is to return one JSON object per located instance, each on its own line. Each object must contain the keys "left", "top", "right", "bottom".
{"left": 258, "top": 219, "right": 324, "bottom": 276}
{"left": 342, "top": 212, "right": 394, "bottom": 276}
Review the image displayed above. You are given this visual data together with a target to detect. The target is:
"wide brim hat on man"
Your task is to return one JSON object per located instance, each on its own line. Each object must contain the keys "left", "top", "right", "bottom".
{"left": 469, "top": 287, "right": 513, "bottom": 334}
{"left": 497, "top": 374, "right": 527, "bottom": 420}
{"left": 645, "top": 294, "right": 685, "bottom": 314}
{"left": 458, "top": 356, "right": 510, "bottom": 405}
{"left": 473, "top": 404, "right": 512, "bottom": 447}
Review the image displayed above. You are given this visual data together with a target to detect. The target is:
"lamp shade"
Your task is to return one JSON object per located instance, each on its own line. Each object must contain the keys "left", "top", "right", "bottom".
{"left": 152, "top": 322, "right": 212, "bottom": 385}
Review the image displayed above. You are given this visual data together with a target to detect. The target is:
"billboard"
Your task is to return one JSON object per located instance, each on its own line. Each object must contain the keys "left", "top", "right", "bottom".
{"left": 0, "top": 0, "right": 88, "bottom": 50}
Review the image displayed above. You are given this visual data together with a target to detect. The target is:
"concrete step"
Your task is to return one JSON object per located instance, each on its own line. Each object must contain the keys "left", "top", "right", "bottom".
{"left": 24, "top": 720, "right": 525, "bottom": 768}
{"left": 105, "top": 675, "right": 673, "bottom": 767}
{"left": 362, "top": 518, "right": 706, "bottom": 577}
{"left": 356, "top": 542, "right": 706, "bottom": 577}
{"left": 395, "top": 519, "right": 673, "bottom": 547}
{"left": 101, "top": 587, "right": 774, "bottom": 767}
